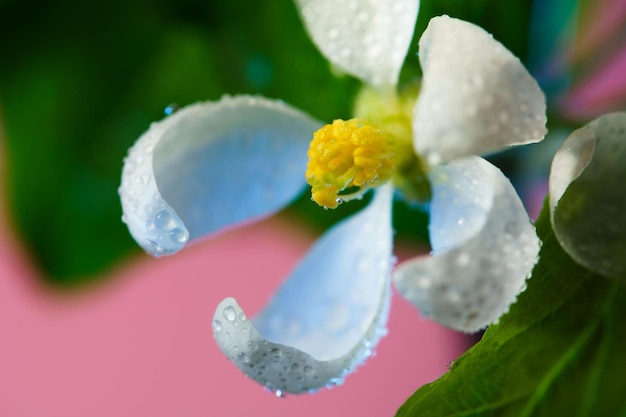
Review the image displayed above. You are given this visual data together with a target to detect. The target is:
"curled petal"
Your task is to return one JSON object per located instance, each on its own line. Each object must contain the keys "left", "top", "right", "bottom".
{"left": 549, "top": 112, "right": 626, "bottom": 280}
{"left": 294, "top": 0, "right": 419, "bottom": 89}
{"left": 119, "top": 95, "right": 320, "bottom": 256}
{"left": 393, "top": 157, "right": 539, "bottom": 332}
{"left": 213, "top": 185, "right": 394, "bottom": 394}
{"left": 413, "top": 15, "right": 547, "bottom": 165}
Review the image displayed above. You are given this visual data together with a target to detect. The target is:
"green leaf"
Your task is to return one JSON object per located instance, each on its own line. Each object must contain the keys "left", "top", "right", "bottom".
{"left": 396, "top": 204, "right": 626, "bottom": 417}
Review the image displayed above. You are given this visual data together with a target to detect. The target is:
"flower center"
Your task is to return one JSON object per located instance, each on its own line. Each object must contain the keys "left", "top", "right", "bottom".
{"left": 306, "top": 83, "right": 431, "bottom": 209}
{"left": 306, "top": 119, "right": 396, "bottom": 209}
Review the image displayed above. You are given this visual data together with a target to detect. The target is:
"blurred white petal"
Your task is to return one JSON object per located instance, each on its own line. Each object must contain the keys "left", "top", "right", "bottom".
{"left": 549, "top": 112, "right": 626, "bottom": 279}
{"left": 119, "top": 95, "right": 321, "bottom": 256}
{"left": 393, "top": 157, "right": 539, "bottom": 332}
{"left": 213, "top": 185, "right": 394, "bottom": 394}
{"left": 295, "top": 0, "right": 419, "bottom": 89}
{"left": 413, "top": 15, "right": 547, "bottom": 165}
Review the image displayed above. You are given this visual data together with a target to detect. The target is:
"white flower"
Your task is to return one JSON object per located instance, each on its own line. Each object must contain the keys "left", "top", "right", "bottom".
{"left": 119, "top": 1, "right": 546, "bottom": 396}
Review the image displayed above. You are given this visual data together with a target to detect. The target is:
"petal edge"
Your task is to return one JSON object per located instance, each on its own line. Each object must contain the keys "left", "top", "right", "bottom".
{"left": 213, "top": 185, "right": 394, "bottom": 393}
{"left": 393, "top": 157, "right": 539, "bottom": 332}
{"left": 119, "top": 95, "right": 321, "bottom": 256}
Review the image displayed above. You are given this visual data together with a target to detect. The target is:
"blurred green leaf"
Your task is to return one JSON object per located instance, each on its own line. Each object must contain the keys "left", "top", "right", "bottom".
{"left": 0, "top": 0, "right": 354, "bottom": 285}
{"left": 396, "top": 205, "right": 626, "bottom": 416}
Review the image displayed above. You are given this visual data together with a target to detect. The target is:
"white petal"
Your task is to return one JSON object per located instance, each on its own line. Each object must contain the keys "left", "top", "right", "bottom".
{"left": 119, "top": 95, "right": 321, "bottom": 256}
{"left": 213, "top": 185, "right": 393, "bottom": 394}
{"left": 413, "top": 15, "right": 547, "bottom": 165}
{"left": 393, "top": 157, "right": 539, "bottom": 332}
{"left": 295, "top": 0, "right": 419, "bottom": 89}
{"left": 549, "top": 112, "right": 626, "bottom": 279}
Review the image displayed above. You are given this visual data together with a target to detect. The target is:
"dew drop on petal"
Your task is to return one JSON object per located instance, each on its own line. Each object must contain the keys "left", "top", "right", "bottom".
{"left": 223, "top": 306, "right": 237, "bottom": 322}
{"left": 164, "top": 103, "right": 180, "bottom": 116}
{"left": 140, "top": 173, "right": 151, "bottom": 185}
{"left": 168, "top": 228, "right": 187, "bottom": 243}
{"left": 212, "top": 320, "right": 222, "bottom": 332}
{"left": 154, "top": 210, "right": 171, "bottom": 229}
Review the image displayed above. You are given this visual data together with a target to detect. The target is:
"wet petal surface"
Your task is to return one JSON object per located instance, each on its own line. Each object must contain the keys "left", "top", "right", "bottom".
{"left": 413, "top": 15, "right": 547, "bottom": 165}
{"left": 549, "top": 112, "right": 626, "bottom": 280}
{"left": 119, "top": 95, "right": 320, "bottom": 256}
{"left": 213, "top": 185, "right": 394, "bottom": 394}
{"left": 393, "top": 157, "right": 539, "bottom": 332}
{"left": 295, "top": 0, "right": 419, "bottom": 89}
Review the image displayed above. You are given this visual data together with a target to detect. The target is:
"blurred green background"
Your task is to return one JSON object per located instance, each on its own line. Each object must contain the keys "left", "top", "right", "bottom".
{"left": 0, "top": 0, "right": 544, "bottom": 286}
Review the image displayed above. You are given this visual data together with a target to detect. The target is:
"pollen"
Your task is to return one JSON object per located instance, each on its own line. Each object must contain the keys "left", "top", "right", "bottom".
{"left": 306, "top": 119, "right": 396, "bottom": 209}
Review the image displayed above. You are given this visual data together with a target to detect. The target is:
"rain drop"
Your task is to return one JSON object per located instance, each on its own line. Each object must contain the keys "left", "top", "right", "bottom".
{"left": 164, "top": 103, "right": 180, "bottom": 116}
{"left": 154, "top": 210, "right": 171, "bottom": 229}
{"left": 237, "top": 352, "right": 250, "bottom": 363}
{"left": 140, "top": 173, "right": 151, "bottom": 185}
{"left": 223, "top": 306, "right": 237, "bottom": 322}
{"left": 169, "top": 228, "right": 187, "bottom": 243}
{"left": 457, "top": 252, "right": 470, "bottom": 265}
{"left": 147, "top": 240, "right": 161, "bottom": 253}
{"left": 212, "top": 320, "right": 223, "bottom": 332}
{"left": 303, "top": 366, "right": 314, "bottom": 376}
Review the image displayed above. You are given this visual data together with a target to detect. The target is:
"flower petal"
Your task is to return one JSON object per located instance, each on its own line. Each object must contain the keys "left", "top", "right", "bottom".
{"left": 119, "top": 95, "right": 321, "bottom": 256}
{"left": 212, "top": 185, "right": 393, "bottom": 394}
{"left": 549, "top": 112, "right": 626, "bottom": 280}
{"left": 413, "top": 16, "right": 547, "bottom": 165}
{"left": 393, "top": 157, "right": 539, "bottom": 332}
{"left": 294, "top": 0, "right": 419, "bottom": 89}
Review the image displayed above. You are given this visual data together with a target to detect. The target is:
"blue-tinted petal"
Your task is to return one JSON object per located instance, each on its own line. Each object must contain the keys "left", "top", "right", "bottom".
{"left": 119, "top": 95, "right": 321, "bottom": 256}
{"left": 213, "top": 185, "right": 393, "bottom": 394}
{"left": 393, "top": 157, "right": 539, "bottom": 332}
{"left": 294, "top": 0, "right": 419, "bottom": 89}
{"left": 549, "top": 112, "right": 626, "bottom": 279}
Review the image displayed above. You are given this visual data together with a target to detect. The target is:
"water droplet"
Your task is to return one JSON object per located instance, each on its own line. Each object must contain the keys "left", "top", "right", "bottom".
{"left": 169, "top": 228, "right": 187, "bottom": 243}
{"left": 303, "top": 365, "right": 314, "bottom": 375}
{"left": 275, "top": 389, "right": 286, "bottom": 398}
{"left": 144, "top": 143, "right": 155, "bottom": 154}
{"left": 223, "top": 306, "right": 237, "bottom": 322}
{"left": 124, "top": 161, "right": 136, "bottom": 174}
{"left": 140, "top": 173, "right": 151, "bottom": 185}
{"left": 147, "top": 239, "right": 161, "bottom": 253}
{"left": 164, "top": 103, "right": 180, "bottom": 116}
{"left": 237, "top": 352, "right": 250, "bottom": 363}
{"left": 154, "top": 210, "right": 171, "bottom": 229}
{"left": 270, "top": 347, "right": 282, "bottom": 357}
{"left": 291, "top": 363, "right": 300, "bottom": 371}
{"left": 457, "top": 252, "right": 470, "bottom": 265}
{"left": 212, "top": 320, "right": 222, "bottom": 332}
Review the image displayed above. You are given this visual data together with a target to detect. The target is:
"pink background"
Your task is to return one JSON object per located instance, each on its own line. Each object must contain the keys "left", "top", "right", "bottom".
{"left": 0, "top": 129, "right": 465, "bottom": 416}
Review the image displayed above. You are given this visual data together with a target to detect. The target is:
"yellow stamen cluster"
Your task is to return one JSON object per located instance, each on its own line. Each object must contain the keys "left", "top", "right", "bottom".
{"left": 306, "top": 119, "right": 396, "bottom": 209}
